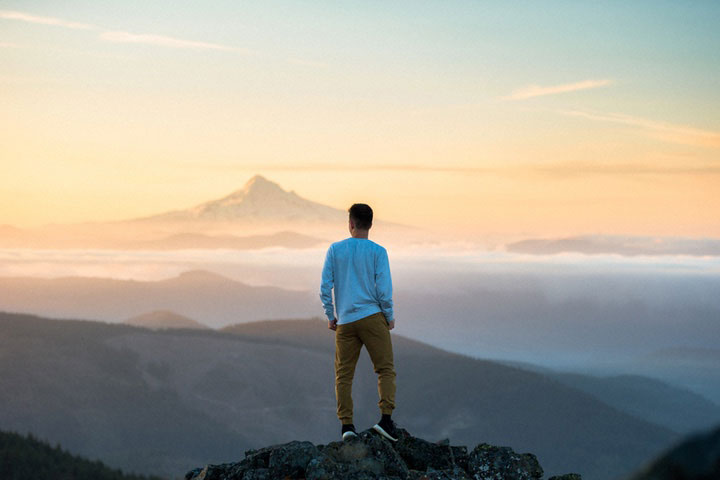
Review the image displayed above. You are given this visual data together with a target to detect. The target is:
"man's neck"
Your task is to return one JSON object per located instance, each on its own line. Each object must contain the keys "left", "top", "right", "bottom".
{"left": 351, "top": 230, "right": 369, "bottom": 239}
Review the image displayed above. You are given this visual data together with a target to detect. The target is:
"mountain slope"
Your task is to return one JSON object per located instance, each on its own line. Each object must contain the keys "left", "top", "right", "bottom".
{"left": 0, "top": 429, "right": 162, "bottom": 480}
{"left": 123, "top": 174, "right": 422, "bottom": 244}
{"left": 628, "top": 424, "right": 720, "bottom": 480}
{"left": 499, "top": 360, "right": 720, "bottom": 436}
{"left": 0, "top": 311, "right": 678, "bottom": 480}
{"left": 124, "top": 310, "right": 210, "bottom": 330}
{"left": 0, "top": 174, "right": 425, "bottom": 248}
{"left": 550, "top": 373, "right": 720, "bottom": 435}
{"left": 0, "top": 270, "right": 317, "bottom": 327}
{"left": 130, "top": 175, "right": 346, "bottom": 224}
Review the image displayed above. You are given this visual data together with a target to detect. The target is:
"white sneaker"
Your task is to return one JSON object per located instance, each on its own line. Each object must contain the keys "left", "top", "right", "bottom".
{"left": 341, "top": 424, "right": 358, "bottom": 441}
{"left": 372, "top": 419, "right": 399, "bottom": 442}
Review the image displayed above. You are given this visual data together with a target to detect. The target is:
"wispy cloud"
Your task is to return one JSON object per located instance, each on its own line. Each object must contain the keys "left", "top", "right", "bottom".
{"left": 99, "top": 31, "right": 251, "bottom": 53}
{"left": 561, "top": 110, "right": 720, "bottom": 149}
{"left": 1, "top": 9, "right": 249, "bottom": 53}
{"left": 181, "top": 162, "right": 720, "bottom": 176}
{"left": 0, "top": 10, "right": 98, "bottom": 30}
{"left": 530, "top": 161, "right": 720, "bottom": 176}
{"left": 504, "top": 79, "right": 613, "bottom": 100}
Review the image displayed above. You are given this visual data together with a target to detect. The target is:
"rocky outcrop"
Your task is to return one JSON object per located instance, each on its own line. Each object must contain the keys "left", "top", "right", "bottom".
{"left": 185, "top": 429, "right": 581, "bottom": 480}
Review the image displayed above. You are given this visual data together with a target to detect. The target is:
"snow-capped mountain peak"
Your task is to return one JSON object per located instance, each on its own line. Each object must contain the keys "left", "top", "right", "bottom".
{"left": 218, "top": 175, "right": 288, "bottom": 205}
{"left": 137, "top": 174, "right": 344, "bottom": 223}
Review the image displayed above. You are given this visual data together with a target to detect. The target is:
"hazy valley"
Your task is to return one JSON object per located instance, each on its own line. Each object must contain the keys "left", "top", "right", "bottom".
{"left": 0, "top": 311, "right": 701, "bottom": 480}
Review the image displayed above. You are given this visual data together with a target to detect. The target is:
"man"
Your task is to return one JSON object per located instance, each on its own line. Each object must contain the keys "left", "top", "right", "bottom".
{"left": 320, "top": 203, "right": 399, "bottom": 442}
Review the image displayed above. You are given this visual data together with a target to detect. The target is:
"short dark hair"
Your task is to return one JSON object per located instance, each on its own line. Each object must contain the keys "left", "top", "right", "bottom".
{"left": 348, "top": 203, "right": 373, "bottom": 230}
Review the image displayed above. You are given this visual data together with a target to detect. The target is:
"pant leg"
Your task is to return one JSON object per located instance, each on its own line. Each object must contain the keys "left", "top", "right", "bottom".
{"left": 356, "top": 312, "right": 396, "bottom": 415}
{"left": 334, "top": 320, "right": 363, "bottom": 425}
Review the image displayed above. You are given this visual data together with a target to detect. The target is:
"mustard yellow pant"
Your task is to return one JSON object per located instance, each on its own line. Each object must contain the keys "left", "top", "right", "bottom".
{"left": 334, "top": 311, "right": 396, "bottom": 425}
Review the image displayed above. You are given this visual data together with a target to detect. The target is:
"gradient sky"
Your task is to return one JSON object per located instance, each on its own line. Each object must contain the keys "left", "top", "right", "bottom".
{"left": 2, "top": 1, "right": 719, "bottom": 237}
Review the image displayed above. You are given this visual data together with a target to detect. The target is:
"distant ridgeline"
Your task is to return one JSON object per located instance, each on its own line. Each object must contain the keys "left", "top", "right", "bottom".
{"left": 186, "top": 428, "right": 582, "bottom": 480}
{"left": 0, "top": 429, "right": 161, "bottom": 480}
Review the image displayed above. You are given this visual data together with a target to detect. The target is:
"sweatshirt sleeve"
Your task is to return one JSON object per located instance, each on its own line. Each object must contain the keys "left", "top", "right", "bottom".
{"left": 374, "top": 247, "right": 394, "bottom": 323}
{"left": 319, "top": 245, "right": 335, "bottom": 322}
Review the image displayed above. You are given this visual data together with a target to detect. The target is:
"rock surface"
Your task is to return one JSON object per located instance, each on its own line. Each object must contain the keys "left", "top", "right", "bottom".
{"left": 185, "top": 428, "right": 581, "bottom": 480}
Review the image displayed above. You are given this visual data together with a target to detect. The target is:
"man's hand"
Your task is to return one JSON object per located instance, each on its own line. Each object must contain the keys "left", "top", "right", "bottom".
{"left": 328, "top": 319, "right": 337, "bottom": 331}
{"left": 387, "top": 320, "right": 395, "bottom": 330}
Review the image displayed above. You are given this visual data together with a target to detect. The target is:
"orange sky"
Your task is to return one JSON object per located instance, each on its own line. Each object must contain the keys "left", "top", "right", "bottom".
{"left": 1, "top": 3, "right": 719, "bottom": 238}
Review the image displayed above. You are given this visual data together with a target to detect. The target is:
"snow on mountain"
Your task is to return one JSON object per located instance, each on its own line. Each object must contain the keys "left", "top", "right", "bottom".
{"left": 132, "top": 175, "right": 345, "bottom": 224}
{"left": 4, "top": 174, "right": 427, "bottom": 248}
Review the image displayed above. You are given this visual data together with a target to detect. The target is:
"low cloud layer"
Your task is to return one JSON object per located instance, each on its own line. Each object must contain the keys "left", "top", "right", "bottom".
{"left": 1, "top": 243, "right": 718, "bottom": 292}
{"left": 506, "top": 235, "right": 720, "bottom": 257}
{"left": 559, "top": 110, "right": 720, "bottom": 149}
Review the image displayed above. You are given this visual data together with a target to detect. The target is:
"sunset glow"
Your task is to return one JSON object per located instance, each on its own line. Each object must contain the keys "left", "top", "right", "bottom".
{"left": 2, "top": 2, "right": 719, "bottom": 238}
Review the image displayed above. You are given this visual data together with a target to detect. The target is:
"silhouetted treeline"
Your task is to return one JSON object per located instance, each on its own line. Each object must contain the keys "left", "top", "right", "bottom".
{"left": 0, "top": 429, "right": 163, "bottom": 480}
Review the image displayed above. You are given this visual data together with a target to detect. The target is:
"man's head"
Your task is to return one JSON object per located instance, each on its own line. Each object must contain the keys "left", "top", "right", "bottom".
{"left": 348, "top": 203, "right": 373, "bottom": 233}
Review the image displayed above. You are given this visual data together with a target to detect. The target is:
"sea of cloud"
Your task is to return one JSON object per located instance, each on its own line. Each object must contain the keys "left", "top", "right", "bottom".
{"left": 1, "top": 244, "right": 719, "bottom": 296}
{"left": 2, "top": 243, "right": 719, "bottom": 320}
{"left": 2, "top": 245, "right": 719, "bottom": 400}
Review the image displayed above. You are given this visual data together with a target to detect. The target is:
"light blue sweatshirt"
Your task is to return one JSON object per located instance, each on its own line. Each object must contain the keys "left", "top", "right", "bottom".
{"left": 320, "top": 237, "right": 394, "bottom": 325}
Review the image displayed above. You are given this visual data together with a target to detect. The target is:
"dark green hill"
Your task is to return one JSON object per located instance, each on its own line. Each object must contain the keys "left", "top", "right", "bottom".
{"left": 0, "top": 429, "right": 162, "bottom": 480}
{"left": 629, "top": 424, "right": 720, "bottom": 480}
{"left": 0, "top": 311, "right": 679, "bottom": 480}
